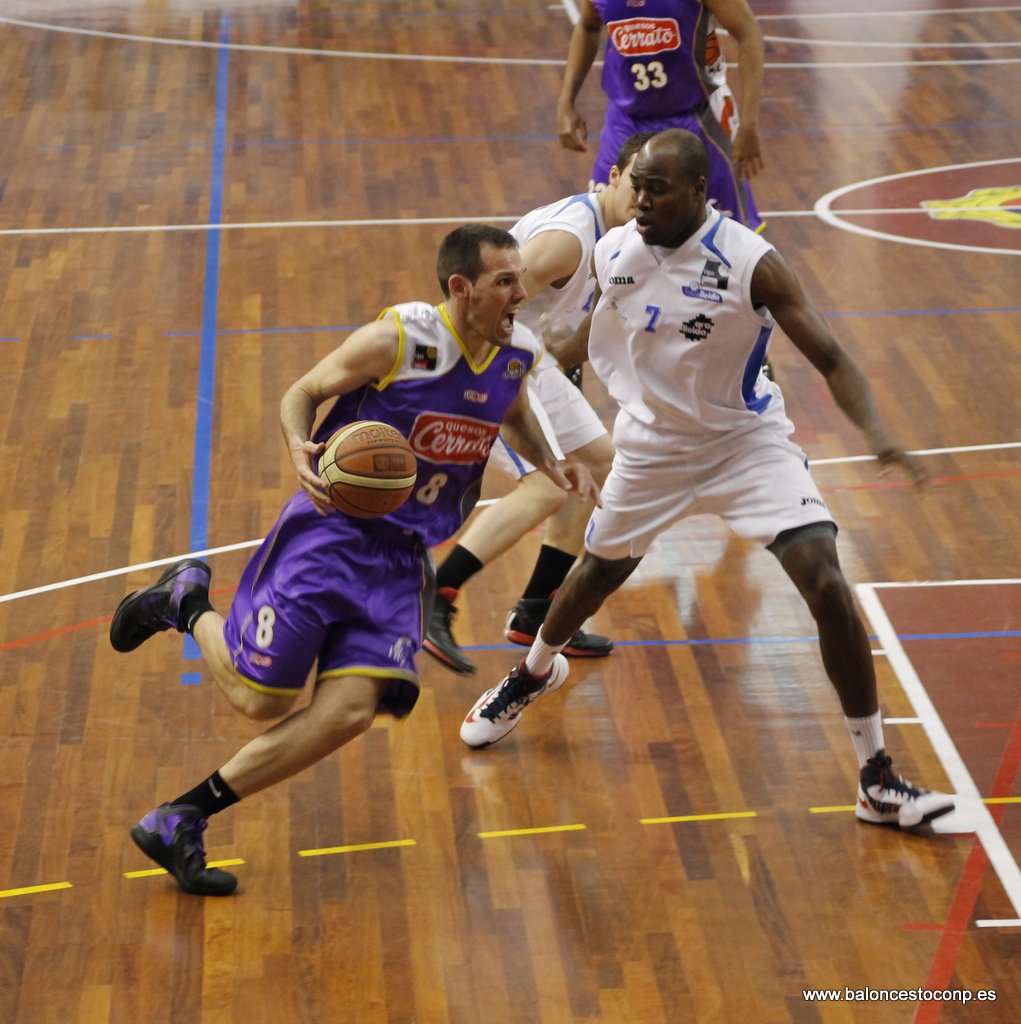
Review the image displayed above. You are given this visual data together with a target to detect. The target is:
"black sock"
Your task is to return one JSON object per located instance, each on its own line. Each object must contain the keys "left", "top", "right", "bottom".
{"left": 521, "top": 544, "right": 577, "bottom": 600}
{"left": 172, "top": 771, "right": 240, "bottom": 818}
{"left": 435, "top": 544, "right": 484, "bottom": 593}
{"left": 180, "top": 593, "right": 214, "bottom": 633}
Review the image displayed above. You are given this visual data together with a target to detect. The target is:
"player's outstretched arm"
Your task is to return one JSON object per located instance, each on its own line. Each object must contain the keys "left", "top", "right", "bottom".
{"left": 280, "top": 319, "right": 402, "bottom": 512}
{"left": 707, "top": 0, "right": 765, "bottom": 179}
{"left": 751, "top": 250, "right": 927, "bottom": 485}
{"left": 556, "top": 0, "right": 603, "bottom": 152}
{"left": 499, "top": 382, "right": 601, "bottom": 504}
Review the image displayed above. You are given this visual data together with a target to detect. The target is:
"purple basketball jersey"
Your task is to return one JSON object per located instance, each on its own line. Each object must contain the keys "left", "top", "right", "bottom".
{"left": 594, "top": 0, "right": 724, "bottom": 118}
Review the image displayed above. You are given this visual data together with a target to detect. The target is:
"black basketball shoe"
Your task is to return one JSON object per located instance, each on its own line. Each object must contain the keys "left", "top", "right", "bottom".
{"left": 110, "top": 559, "right": 211, "bottom": 652}
{"left": 422, "top": 590, "right": 476, "bottom": 675}
{"left": 130, "top": 803, "right": 237, "bottom": 896}
{"left": 504, "top": 597, "right": 613, "bottom": 658}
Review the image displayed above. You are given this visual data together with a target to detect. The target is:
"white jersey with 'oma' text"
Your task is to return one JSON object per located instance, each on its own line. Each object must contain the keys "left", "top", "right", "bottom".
{"left": 591, "top": 206, "right": 789, "bottom": 451}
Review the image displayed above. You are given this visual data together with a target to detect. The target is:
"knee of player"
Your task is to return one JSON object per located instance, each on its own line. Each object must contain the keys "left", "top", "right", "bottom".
{"left": 520, "top": 471, "right": 570, "bottom": 519}
{"left": 803, "top": 566, "right": 855, "bottom": 620}
{"left": 320, "top": 700, "right": 377, "bottom": 746}
{"left": 238, "top": 691, "right": 297, "bottom": 721}
{"left": 575, "top": 550, "right": 637, "bottom": 597}
{"left": 546, "top": 487, "right": 570, "bottom": 516}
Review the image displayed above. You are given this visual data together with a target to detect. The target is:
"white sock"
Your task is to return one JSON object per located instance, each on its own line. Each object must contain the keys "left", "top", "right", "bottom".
{"left": 523, "top": 627, "right": 564, "bottom": 677}
{"left": 845, "top": 710, "right": 885, "bottom": 768}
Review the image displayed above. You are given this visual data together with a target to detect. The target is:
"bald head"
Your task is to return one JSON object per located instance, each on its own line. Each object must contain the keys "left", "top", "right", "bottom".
{"left": 640, "top": 129, "right": 710, "bottom": 183}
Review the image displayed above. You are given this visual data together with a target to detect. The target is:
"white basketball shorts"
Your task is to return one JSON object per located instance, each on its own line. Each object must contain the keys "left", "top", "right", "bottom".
{"left": 585, "top": 422, "right": 835, "bottom": 560}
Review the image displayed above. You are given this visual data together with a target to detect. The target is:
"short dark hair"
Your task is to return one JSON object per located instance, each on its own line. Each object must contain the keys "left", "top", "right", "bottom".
{"left": 436, "top": 224, "right": 519, "bottom": 297}
{"left": 614, "top": 131, "right": 658, "bottom": 173}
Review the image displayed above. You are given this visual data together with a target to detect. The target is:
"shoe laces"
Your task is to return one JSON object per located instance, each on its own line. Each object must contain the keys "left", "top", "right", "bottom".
{"left": 434, "top": 597, "right": 458, "bottom": 625}
{"left": 481, "top": 663, "right": 547, "bottom": 722}
{"left": 865, "top": 753, "right": 921, "bottom": 799}
{"left": 177, "top": 816, "right": 211, "bottom": 871}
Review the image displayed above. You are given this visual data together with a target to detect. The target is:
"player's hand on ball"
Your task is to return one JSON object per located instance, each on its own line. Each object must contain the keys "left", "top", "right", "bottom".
{"left": 293, "top": 439, "right": 332, "bottom": 516}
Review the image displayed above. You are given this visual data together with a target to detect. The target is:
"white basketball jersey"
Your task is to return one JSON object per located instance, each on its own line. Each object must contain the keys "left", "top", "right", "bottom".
{"left": 511, "top": 193, "right": 606, "bottom": 335}
{"left": 591, "top": 207, "right": 786, "bottom": 450}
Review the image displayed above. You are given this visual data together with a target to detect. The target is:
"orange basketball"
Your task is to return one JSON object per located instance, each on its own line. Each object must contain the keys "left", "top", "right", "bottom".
{"left": 318, "top": 421, "right": 418, "bottom": 519}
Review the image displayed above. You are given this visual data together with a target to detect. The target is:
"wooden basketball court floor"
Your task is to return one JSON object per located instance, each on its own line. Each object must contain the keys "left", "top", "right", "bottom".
{"left": 1, "top": 2, "right": 1019, "bottom": 1022}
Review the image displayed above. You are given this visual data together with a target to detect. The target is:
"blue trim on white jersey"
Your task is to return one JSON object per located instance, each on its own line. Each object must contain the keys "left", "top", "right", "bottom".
{"left": 701, "top": 217, "right": 732, "bottom": 269}
{"left": 742, "top": 324, "right": 774, "bottom": 413}
{"left": 552, "top": 194, "right": 603, "bottom": 244}
{"left": 494, "top": 434, "right": 530, "bottom": 476}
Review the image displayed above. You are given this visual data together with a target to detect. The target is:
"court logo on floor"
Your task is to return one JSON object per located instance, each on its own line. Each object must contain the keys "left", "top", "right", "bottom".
{"left": 922, "top": 186, "right": 1021, "bottom": 229}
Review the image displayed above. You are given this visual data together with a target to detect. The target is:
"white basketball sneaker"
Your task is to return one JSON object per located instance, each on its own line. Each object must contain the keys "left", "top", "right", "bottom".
{"left": 856, "top": 751, "right": 954, "bottom": 829}
{"left": 460, "top": 654, "right": 569, "bottom": 749}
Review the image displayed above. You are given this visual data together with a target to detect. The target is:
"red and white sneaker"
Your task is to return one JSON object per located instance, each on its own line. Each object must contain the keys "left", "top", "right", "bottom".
{"left": 856, "top": 751, "right": 954, "bottom": 829}
{"left": 460, "top": 654, "right": 569, "bottom": 749}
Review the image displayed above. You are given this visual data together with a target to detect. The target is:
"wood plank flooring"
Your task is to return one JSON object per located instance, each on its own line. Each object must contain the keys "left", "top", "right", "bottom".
{"left": 1, "top": 3, "right": 1019, "bottom": 1022}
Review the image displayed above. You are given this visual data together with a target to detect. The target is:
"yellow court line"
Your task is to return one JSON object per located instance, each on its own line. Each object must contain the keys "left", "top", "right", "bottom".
{"left": 299, "top": 839, "right": 417, "bottom": 858}
{"left": 640, "top": 811, "right": 758, "bottom": 825}
{"left": 478, "top": 824, "right": 587, "bottom": 839}
{"left": 124, "top": 858, "right": 245, "bottom": 879}
{"left": 14, "top": 796, "right": 1021, "bottom": 894}
{"left": 0, "top": 881, "right": 72, "bottom": 899}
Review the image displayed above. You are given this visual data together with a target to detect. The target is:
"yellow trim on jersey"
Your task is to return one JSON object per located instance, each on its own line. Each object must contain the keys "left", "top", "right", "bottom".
{"left": 437, "top": 302, "right": 500, "bottom": 374}
{"left": 235, "top": 670, "right": 303, "bottom": 698}
{"left": 316, "top": 666, "right": 420, "bottom": 685}
{"left": 373, "top": 306, "right": 407, "bottom": 389}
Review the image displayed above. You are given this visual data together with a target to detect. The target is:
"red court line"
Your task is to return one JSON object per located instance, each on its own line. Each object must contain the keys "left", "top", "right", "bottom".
{"left": 0, "top": 585, "right": 238, "bottom": 653}
{"left": 0, "top": 616, "right": 112, "bottom": 651}
{"left": 914, "top": 704, "right": 1021, "bottom": 1024}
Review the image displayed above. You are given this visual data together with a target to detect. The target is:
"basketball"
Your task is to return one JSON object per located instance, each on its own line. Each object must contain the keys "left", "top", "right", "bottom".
{"left": 318, "top": 421, "right": 418, "bottom": 519}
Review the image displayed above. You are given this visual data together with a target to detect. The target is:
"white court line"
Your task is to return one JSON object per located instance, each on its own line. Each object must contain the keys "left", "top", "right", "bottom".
{"left": 761, "top": 35, "right": 1021, "bottom": 49}
{"left": 0, "top": 16, "right": 563, "bottom": 66}
{"left": 756, "top": 6, "right": 1021, "bottom": 19}
{"left": 0, "top": 540, "right": 262, "bottom": 605}
{"left": 1, "top": 442, "right": 1018, "bottom": 606}
{"left": 2, "top": 13, "right": 1018, "bottom": 70}
{"left": 808, "top": 440, "right": 1021, "bottom": 466}
{"left": 870, "top": 579, "right": 1021, "bottom": 588}
{"left": 1, "top": 207, "right": 1020, "bottom": 240}
{"left": 856, "top": 584, "right": 1021, "bottom": 926}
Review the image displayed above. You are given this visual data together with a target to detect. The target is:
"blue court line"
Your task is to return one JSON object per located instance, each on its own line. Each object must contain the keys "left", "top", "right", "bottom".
{"left": 825, "top": 306, "right": 1021, "bottom": 318}
{"left": 152, "top": 305, "right": 1018, "bottom": 342}
{"left": 37, "top": 133, "right": 559, "bottom": 154}
{"left": 182, "top": 14, "right": 230, "bottom": 672}
{"left": 71, "top": 334, "right": 112, "bottom": 340}
{"left": 163, "top": 324, "right": 357, "bottom": 338}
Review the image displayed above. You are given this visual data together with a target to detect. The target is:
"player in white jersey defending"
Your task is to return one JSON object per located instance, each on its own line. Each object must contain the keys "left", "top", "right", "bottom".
{"left": 461, "top": 130, "right": 954, "bottom": 831}
{"left": 423, "top": 133, "right": 655, "bottom": 676}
